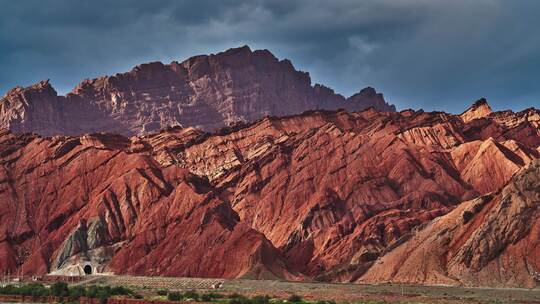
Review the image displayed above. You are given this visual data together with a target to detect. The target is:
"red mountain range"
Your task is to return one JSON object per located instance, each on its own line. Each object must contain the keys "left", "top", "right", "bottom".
{"left": 0, "top": 46, "right": 394, "bottom": 136}
{"left": 0, "top": 47, "right": 538, "bottom": 288}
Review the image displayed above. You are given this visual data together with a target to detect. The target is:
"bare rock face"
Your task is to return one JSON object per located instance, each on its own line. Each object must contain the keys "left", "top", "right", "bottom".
{"left": 460, "top": 98, "right": 493, "bottom": 123}
{"left": 0, "top": 46, "right": 395, "bottom": 137}
{"left": 360, "top": 159, "right": 540, "bottom": 288}
{"left": 0, "top": 101, "right": 537, "bottom": 286}
{"left": 0, "top": 130, "right": 297, "bottom": 279}
{"left": 0, "top": 80, "right": 130, "bottom": 136}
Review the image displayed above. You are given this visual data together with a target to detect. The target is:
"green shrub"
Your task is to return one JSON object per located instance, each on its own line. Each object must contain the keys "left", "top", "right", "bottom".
{"left": 201, "top": 293, "right": 212, "bottom": 302}
{"left": 86, "top": 285, "right": 99, "bottom": 298}
{"left": 84, "top": 285, "right": 114, "bottom": 304}
{"left": 96, "top": 288, "right": 111, "bottom": 304}
{"left": 132, "top": 293, "right": 143, "bottom": 299}
{"left": 51, "top": 282, "right": 69, "bottom": 297}
{"left": 228, "top": 292, "right": 251, "bottom": 304}
{"left": 12, "top": 283, "right": 51, "bottom": 297}
{"left": 0, "top": 285, "right": 17, "bottom": 295}
{"left": 287, "top": 295, "right": 302, "bottom": 303}
{"left": 111, "top": 286, "right": 132, "bottom": 296}
{"left": 184, "top": 290, "right": 200, "bottom": 301}
{"left": 206, "top": 292, "right": 223, "bottom": 299}
{"left": 167, "top": 292, "right": 183, "bottom": 301}
{"left": 200, "top": 292, "right": 224, "bottom": 302}
{"left": 157, "top": 289, "right": 169, "bottom": 296}
{"left": 30, "top": 286, "right": 50, "bottom": 297}
{"left": 0, "top": 284, "right": 54, "bottom": 297}
{"left": 29, "top": 284, "right": 48, "bottom": 296}
{"left": 252, "top": 295, "right": 271, "bottom": 304}
{"left": 68, "top": 286, "right": 86, "bottom": 300}
{"left": 229, "top": 299, "right": 246, "bottom": 304}
{"left": 315, "top": 301, "right": 337, "bottom": 304}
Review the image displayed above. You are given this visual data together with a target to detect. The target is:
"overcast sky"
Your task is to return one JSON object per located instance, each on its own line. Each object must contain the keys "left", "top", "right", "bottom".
{"left": 1, "top": 0, "right": 539, "bottom": 112}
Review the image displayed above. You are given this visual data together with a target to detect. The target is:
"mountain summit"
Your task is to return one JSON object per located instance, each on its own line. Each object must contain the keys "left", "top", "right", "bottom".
{"left": 460, "top": 98, "right": 493, "bottom": 122}
{"left": 0, "top": 46, "right": 395, "bottom": 136}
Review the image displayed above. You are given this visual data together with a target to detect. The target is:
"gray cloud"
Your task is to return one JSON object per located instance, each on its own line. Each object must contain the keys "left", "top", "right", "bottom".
{"left": 1, "top": 0, "right": 539, "bottom": 112}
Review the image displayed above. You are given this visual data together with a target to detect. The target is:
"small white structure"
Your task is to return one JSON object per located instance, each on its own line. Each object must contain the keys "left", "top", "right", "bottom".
{"left": 50, "top": 262, "right": 100, "bottom": 276}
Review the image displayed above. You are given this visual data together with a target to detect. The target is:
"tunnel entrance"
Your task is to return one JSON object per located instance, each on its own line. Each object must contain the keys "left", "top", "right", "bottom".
{"left": 83, "top": 265, "right": 92, "bottom": 275}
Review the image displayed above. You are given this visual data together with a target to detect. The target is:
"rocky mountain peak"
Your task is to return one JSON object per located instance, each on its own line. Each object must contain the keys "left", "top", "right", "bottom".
{"left": 460, "top": 98, "right": 493, "bottom": 122}
{"left": 9, "top": 79, "right": 57, "bottom": 98}
{"left": 2, "top": 79, "right": 58, "bottom": 109}
{"left": 358, "top": 86, "right": 377, "bottom": 97}
{"left": 347, "top": 87, "right": 395, "bottom": 112}
{"left": 33, "top": 79, "right": 54, "bottom": 90}
{"left": 0, "top": 46, "right": 396, "bottom": 136}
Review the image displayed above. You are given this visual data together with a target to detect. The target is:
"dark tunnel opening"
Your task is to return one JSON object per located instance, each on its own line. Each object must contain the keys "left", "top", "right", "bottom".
{"left": 83, "top": 264, "right": 92, "bottom": 275}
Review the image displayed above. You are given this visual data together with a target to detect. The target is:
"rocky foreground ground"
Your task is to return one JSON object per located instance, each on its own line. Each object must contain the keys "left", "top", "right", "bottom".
{"left": 2, "top": 276, "right": 540, "bottom": 304}
{"left": 90, "top": 275, "right": 540, "bottom": 303}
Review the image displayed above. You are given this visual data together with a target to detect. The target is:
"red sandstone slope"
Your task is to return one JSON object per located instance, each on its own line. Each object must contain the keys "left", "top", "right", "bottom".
{"left": 0, "top": 46, "right": 395, "bottom": 137}
{"left": 173, "top": 105, "right": 538, "bottom": 282}
{"left": 360, "top": 159, "right": 540, "bottom": 288}
{"left": 0, "top": 131, "right": 297, "bottom": 279}
{"left": 0, "top": 101, "right": 538, "bottom": 287}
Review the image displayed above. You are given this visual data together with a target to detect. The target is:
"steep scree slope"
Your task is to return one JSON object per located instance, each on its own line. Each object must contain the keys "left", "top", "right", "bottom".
{"left": 360, "top": 159, "right": 540, "bottom": 287}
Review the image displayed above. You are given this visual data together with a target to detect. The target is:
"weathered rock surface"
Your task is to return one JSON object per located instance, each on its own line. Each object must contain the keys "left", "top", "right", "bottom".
{"left": 460, "top": 98, "right": 493, "bottom": 123}
{"left": 0, "top": 129, "right": 296, "bottom": 279}
{"left": 0, "top": 100, "right": 538, "bottom": 286}
{"left": 360, "top": 159, "right": 540, "bottom": 288}
{"left": 0, "top": 46, "right": 395, "bottom": 137}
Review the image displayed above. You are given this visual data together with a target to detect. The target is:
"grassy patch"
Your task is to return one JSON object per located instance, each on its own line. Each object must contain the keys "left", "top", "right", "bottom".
{"left": 0, "top": 282, "right": 141, "bottom": 303}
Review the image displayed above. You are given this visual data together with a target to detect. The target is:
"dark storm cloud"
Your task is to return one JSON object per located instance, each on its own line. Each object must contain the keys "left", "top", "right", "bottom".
{"left": 1, "top": 0, "right": 539, "bottom": 112}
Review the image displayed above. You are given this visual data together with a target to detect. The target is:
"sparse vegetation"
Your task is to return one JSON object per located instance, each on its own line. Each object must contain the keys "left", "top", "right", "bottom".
{"left": 229, "top": 297, "right": 249, "bottom": 304}
{"left": 287, "top": 294, "right": 303, "bottom": 303}
{"left": 0, "top": 281, "right": 527, "bottom": 304}
{"left": 0, "top": 282, "right": 139, "bottom": 303}
{"left": 200, "top": 293, "right": 213, "bottom": 302}
{"left": 205, "top": 292, "right": 223, "bottom": 299}
{"left": 51, "top": 281, "right": 69, "bottom": 297}
{"left": 68, "top": 285, "right": 86, "bottom": 300}
{"left": 167, "top": 291, "right": 183, "bottom": 301}
{"left": 166, "top": 290, "right": 225, "bottom": 302}
{"left": 251, "top": 295, "right": 271, "bottom": 304}
{"left": 315, "top": 301, "right": 336, "bottom": 304}
{"left": 164, "top": 291, "right": 280, "bottom": 304}
{"left": 183, "top": 289, "right": 200, "bottom": 300}
{"left": 157, "top": 289, "right": 169, "bottom": 296}
{"left": 0, "top": 283, "right": 50, "bottom": 297}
